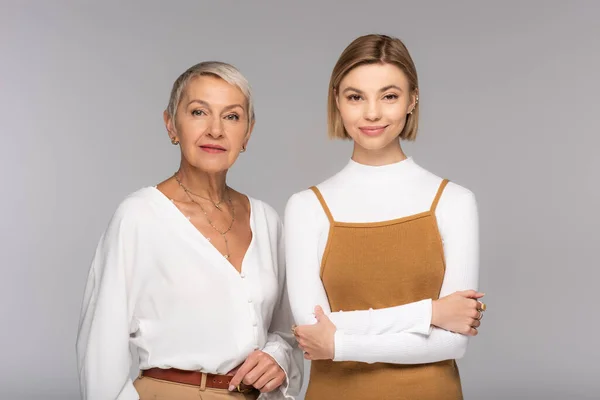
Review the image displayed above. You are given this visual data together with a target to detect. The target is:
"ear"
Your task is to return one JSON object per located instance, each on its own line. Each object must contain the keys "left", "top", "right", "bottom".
{"left": 243, "top": 119, "right": 255, "bottom": 150}
{"left": 409, "top": 89, "right": 419, "bottom": 113}
{"left": 163, "top": 110, "right": 176, "bottom": 140}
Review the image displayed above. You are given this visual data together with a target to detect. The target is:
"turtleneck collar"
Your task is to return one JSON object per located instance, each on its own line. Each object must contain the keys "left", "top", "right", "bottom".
{"left": 340, "top": 156, "right": 417, "bottom": 181}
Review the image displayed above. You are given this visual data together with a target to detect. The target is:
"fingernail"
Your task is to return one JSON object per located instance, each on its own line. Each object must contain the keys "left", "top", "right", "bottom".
{"left": 228, "top": 385, "right": 235, "bottom": 391}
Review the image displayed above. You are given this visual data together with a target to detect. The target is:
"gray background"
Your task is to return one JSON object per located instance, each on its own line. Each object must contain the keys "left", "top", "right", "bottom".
{"left": 1, "top": 1, "right": 599, "bottom": 399}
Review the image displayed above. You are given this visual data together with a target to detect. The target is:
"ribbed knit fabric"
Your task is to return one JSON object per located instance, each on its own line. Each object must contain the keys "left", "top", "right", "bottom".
{"left": 305, "top": 179, "right": 463, "bottom": 400}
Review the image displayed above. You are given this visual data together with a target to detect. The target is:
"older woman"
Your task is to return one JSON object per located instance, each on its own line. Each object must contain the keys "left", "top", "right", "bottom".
{"left": 76, "top": 62, "right": 303, "bottom": 400}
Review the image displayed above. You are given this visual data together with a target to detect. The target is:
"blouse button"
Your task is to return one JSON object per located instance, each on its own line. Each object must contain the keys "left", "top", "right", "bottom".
{"left": 248, "top": 299, "right": 253, "bottom": 303}
{"left": 240, "top": 272, "right": 246, "bottom": 278}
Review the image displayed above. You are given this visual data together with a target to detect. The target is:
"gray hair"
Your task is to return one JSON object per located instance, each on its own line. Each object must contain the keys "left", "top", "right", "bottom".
{"left": 166, "top": 61, "right": 255, "bottom": 128}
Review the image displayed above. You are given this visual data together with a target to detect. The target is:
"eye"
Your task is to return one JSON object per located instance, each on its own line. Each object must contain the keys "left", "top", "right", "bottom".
{"left": 383, "top": 94, "right": 399, "bottom": 100}
{"left": 191, "top": 109, "right": 207, "bottom": 116}
{"left": 347, "top": 94, "right": 362, "bottom": 102}
{"left": 225, "top": 113, "right": 240, "bottom": 121}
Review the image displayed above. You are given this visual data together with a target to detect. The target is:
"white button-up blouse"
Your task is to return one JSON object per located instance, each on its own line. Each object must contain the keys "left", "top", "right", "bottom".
{"left": 76, "top": 187, "right": 303, "bottom": 400}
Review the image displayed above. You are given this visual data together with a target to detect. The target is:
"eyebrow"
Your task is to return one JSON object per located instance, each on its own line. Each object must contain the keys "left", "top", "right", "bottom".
{"left": 342, "top": 85, "right": 404, "bottom": 94}
{"left": 186, "top": 99, "right": 245, "bottom": 111}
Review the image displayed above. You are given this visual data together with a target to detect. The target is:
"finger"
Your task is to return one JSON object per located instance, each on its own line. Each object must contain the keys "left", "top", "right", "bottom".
{"left": 314, "top": 305, "right": 325, "bottom": 322}
{"left": 261, "top": 374, "right": 285, "bottom": 393}
{"left": 472, "top": 319, "right": 481, "bottom": 328}
{"left": 261, "top": 372, "right": 285, "bottom": 393}
{"left": 304, "top": 352, "right": 312, "bottom": 360}
{"left": 470, "top": 327, "right": 478, "bottom": 336}
{"left": 459, "top": 289, "right": 478, "bottom": 298}
{"left": 229, "top": 354, "right": 259, "bottom": 390}
{"left": 294, "top": 325, "right": 304, "bottom": 338}
{"left": 470, "top": 298, "right": 480, "bottom": 310}
{"left": 459, "top": 290, "right": 485, "bottom": 298}
{"left": 253, "top": 365, "right": 282, "bottom": 391}
{"left": 242, "top": 354, "right": 272, "bottom": 386}
{"left": 226, "top": 365, "right": 241, "bottom": 376}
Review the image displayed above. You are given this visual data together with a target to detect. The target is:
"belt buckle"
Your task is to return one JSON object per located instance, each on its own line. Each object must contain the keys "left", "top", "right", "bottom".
{"left": 236, "top": 384, "right": 253, "bottom": 394}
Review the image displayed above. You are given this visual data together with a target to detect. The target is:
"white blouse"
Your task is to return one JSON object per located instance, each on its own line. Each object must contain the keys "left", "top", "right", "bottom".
{"left": 76, "top": 187, "right": 303, "bottom": 400}
{"left": 284, "top": 157, "right": 479, "bottom": 364}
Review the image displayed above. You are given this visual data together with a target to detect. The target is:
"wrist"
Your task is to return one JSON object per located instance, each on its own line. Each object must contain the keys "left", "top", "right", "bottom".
{"left": 328, "top": 328, "right": 336, "bottom": 359}
{"left": 431, "top": 299, "right": 439, "bottom": 327}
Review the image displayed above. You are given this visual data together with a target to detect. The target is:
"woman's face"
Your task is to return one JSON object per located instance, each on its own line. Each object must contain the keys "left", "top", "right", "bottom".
{"left": 165, "top": 75, "right": 253, "bottom": 174}
{"left": 336, "top": 63, "right": 416, "bottom": 152}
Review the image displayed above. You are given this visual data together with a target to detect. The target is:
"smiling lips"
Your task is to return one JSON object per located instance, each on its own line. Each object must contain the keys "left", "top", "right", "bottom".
{"left": 359, "top": 125, "right": 388, "bottom": 137}
{"left": 200, "top": 144, "right": 226, "bottom": 153}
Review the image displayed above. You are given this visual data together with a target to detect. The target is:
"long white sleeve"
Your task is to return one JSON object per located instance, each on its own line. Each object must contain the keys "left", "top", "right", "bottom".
{"left": 334, "top": 188, "right": 480, "bottom": 364}
{"left": 260, "top": 219, "right": 304, "bottom": 399}
{"left": 285, "top": 192, "right": 433, "bottom": 336}
{"left": 76, "top": 202, "right": 142, "bottom": 400}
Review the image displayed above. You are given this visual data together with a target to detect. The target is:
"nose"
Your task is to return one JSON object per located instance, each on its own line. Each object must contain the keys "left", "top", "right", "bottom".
{"left": 364, "top": 100, "right": 381, "bottom": 122}
{"left": 206, "top": 116, "right": 224, "bottom": 139}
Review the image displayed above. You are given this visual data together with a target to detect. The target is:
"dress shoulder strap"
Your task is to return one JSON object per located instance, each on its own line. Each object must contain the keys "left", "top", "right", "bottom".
{"left": 430, "top": 179, "right": 450, "bottom": 213}
{"left": 309, "top": 186, "right": 335, "bottom": 224}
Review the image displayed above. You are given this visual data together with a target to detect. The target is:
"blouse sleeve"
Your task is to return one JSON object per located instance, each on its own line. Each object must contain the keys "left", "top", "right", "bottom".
{"left": 76, "top": 200, "right": 144, "bottom": 400}
{"left": 260, "top": 217, "right": 304, "bottom": 399}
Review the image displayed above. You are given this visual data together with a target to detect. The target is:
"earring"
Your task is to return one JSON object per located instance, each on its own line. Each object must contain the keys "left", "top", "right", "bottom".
{"left": 240, "top": 145, "right": 246, "bottom": 153}
{"left": 171, "top": 137, "right": 179, "bottom": 145}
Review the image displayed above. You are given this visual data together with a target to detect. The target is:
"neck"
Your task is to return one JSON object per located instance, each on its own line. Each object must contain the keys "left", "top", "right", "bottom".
{"left": 351, "top": 139, "right": 407, "bottom": 166}
{"left": 176, "top": 163, "right": 228, "bottom": 201}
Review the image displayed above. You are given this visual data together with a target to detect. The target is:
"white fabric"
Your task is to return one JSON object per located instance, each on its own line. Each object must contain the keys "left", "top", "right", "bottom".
{"left": 77, "top": 187, "right": 303, "bottom": 400}
{"left": 284, "top": 157, "right": 479, "bottom": 364}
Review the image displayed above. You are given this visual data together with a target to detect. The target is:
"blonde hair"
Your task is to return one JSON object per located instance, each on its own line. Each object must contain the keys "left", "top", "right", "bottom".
{"left": 328, "top": 34, "right": 419, "bottom": 141}
{"left": 166, "top": 61, "right": 254, "bottom": 129}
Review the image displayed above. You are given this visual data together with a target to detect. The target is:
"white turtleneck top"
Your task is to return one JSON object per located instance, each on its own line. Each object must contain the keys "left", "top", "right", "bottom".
{"left": 284, "top": 157, "right": 479, "bottom": 364}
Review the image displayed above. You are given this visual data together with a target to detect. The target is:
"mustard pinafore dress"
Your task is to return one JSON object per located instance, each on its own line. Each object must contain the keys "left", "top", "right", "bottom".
{"left": 306, "top": 179, "right": 463, "bottom": 400}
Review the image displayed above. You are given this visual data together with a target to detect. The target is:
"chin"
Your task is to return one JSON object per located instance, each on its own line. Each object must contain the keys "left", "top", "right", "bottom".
{"left": 190, "top": 160, "right": 232, "bottom": 174}
{"left": 353, "top": 135, "right": 398, "bottom": 151}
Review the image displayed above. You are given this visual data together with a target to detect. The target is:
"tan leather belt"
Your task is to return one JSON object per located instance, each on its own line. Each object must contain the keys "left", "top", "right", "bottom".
{"left": 141, "top": 368, "right": 256, "bottom": 393}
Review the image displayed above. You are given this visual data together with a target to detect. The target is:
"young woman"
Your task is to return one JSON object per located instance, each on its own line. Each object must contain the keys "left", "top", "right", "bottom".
{"left": 77, "top": 61, "right": 303, "bottom": 400}
{"left": 285, "top": 34, "right": 486, "bottom": 400}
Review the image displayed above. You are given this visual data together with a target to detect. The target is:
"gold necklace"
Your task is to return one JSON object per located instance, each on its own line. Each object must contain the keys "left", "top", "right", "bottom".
{"left": 174, "top": 172, "right": 236, "bottom": 259}
{"left": 172, "top": 172, "right": 225, "bottom": 211}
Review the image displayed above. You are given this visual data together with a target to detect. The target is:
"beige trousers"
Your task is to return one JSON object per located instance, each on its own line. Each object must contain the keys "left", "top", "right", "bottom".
{"left": 133, "top": 376, "right": 260, "bottom": 400}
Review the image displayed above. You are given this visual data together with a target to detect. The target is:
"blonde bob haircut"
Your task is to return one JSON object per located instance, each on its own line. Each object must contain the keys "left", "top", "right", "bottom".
{"left": 328, "top": 34, "right": 419, "bottom": 141}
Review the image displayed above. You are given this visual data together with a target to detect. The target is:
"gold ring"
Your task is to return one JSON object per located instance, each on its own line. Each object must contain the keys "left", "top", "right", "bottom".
{"left": 476, "top": 310, "right": 483, "bottom": 320}
{"left": 291, "top": 325, "right": 297, "bottom": 335}
{"left": 478, "top": 302, "right": 487, "bottom": 312}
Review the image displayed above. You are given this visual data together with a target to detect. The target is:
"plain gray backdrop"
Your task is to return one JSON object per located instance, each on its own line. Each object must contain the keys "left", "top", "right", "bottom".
{"left": 2, "top": 1, "right": 599, "bottom": 399}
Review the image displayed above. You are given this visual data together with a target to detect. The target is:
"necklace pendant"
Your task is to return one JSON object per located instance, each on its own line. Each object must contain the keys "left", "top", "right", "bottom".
{"left": 214, "top": 203, "right": 223, "bottom": 211}
{"left": 224, "top": 254, "right": 230, "bottom": 259}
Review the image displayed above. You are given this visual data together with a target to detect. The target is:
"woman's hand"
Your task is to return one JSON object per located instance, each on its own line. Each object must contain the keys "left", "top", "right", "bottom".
{"left": 432, "top": 290, "right": 486, "bottom": 335}
{"left": 228, "top": 350, "right": 286, "bottom": 394}
{"left": 293, "top": 306, "right": 337, "bottom": 361}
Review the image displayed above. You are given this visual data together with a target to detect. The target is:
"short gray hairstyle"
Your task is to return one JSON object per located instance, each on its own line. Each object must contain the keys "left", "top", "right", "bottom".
{"left": 166, "top": 61, "right": 255, "bottom": 128}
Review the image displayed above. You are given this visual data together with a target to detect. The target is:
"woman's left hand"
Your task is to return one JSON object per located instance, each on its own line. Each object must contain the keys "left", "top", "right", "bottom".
{"left": 228, "top": 350, "right": 286, "bottom": 393}
{"left": 294, "top": 306, "right": 337, "bottom": 361}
